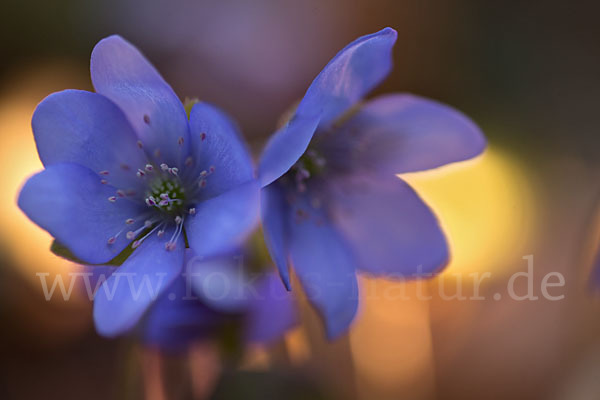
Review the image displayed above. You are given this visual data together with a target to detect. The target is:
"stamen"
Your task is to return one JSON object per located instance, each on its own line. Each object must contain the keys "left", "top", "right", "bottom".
{"left": 178, "top": 137, "right": 184, "bottom": 146}
{"left": 160, "top": 163, "right": 169, "bottom": 171}
{"left": 200, "top": 133, "right": 206, "bottom": 141}
{"left": 107, "top": 227, "right": 126, "bottom": 245}
{"left": 145, "top": 164, "right": 154, "bottom": 172}
{"left": 188, "top": 207, "right": 196, "bottom": 215}
{"left": 116, "top": 189, "right": 126, "bottom": 198}
{"left": 143, "top": 114, "right": 151, "bottom": 124}
{"left": 165, "top": 216, "right": 185, "bottom": 251}
{"left": 137, "top": 140, "right": 143, "bottom": 149}
{"left": 136, "top": 169, "right": 146, "bottom": 178}
{"left": 108, "top": 196, "right": 117, "bottom": 202}
{"left": 99, "top": 170, "right": 109, "bottom": 176}
{"left": 125, "top": 218, "right": 135, "bottom": 225}
{"left": 133, "top": 222, "right": 164, "bottom": 249}
{"left": 101, "top": 179, "right": 108, "bottom": 185}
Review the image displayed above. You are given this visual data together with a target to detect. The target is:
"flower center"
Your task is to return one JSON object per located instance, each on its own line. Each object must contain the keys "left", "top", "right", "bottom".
{"left": 289, "top": 148, "right": 326, "bottom": 192}
{"left": 145, "top": 176, "right": 186, "bottom": 214}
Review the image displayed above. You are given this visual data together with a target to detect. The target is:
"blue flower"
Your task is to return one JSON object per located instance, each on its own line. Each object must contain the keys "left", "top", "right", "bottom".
{"left": 258, "top": 28, "right": 487, "bottom": 338}
{"left": 142, "top": 248, "right": 297, "bottom": 351}
{"left": 18, "top": 36, "right": 259, "bottom": 337}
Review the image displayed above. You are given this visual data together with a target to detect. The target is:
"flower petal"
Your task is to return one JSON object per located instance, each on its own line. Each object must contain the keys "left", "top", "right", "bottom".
{"left": 260, "top": 183, "right": 292, "bottom": 289}
{"left": 321, "top": 94, "right": 486, "bottom": 175}
{"left": 287, "top": 195, "right": 359, "bottom": 339}
{"left": 142, "top": 268, "right": 223, "bottom": 351}
{"left": 188, "top": 102, "right": 254, "bottom": 199}
{"left": 32, "top": 89, "right": 149, "bottom": 190}
{"left": 258, "top": 27, "right": 397, "bottom": 187}
{"left": 327, "top": 174, "right": 448, "bottom": 276}
{"left": 18, "top": 163, "right": 145, "bottom": 264}
{"left": 93, "top": 226, "right": 184, "bottom": 337}
{"left": 90, "top": 35, "right": 189, "bottom": 167}
{"left": 185, "top": 180, "right": 260, "bottom": 258}
{"left": 245, "top": 271, "right": 297, "bottom": 343}
{"left": 187, "top": 250, "right": 251, "bottom": 313}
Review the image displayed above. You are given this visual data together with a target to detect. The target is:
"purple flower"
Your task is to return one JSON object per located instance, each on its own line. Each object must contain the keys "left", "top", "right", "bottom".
{"left": 18, "top": 36, "right": 259, "bottom": 337}
{"left": 142, "top": 249, "right": 297, "bottom": 351}
{"left": 258, "top": 28, "right": 486, "bottom": 338}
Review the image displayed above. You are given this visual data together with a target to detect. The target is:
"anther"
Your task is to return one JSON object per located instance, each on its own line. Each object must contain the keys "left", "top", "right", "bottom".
{"left": 200, "top": 133, "right": 206, "bottom": 141}
{"left": 132, "top": 240, "right": 142, "bottom": 249}
{"left": 100, "top": 179, "right": 108, "bottom": 185}
{"left": 116, "top": 190, "right": 126, "bottom": 198}
{"left": 145, "top": 164, "right": 154, "bottom": 172}
{"left": 144, "top": 220, "right": 153, "bottom": 228}
{"left": 126, "top": 231, "right": 136, "bottom": 240}
{"left": 107, "top": 237, "right": 116, "bottom": 244}
{"left": 157, "top": 230, "right": 165, "bottom": 238}
{"left": 143, "top": 114, "right": 151, "bottom": 124}
{"left": 169, "top": 167, "right": 179, "bottom": 176}
{"left": 160, "top": 163, "right": 169, "bottom": 171}
{"left": 99, "top": 170, "right": 109, "bottom": 176}
{"left": 136, "top": 169, "right": 146, "bottom": 178}
{"left": 188, "top": 207, "right": 196, "bottom": 215}
{"left": 175, "top": 216, "right": 183, "bottom": 224}
{"left": 137, "top": 140, "right": 143, "bottom": 149}
{"left": 125, "top": 218, "right": 135, "bottom": 225}
{"left": 185, "top": 157, "right": 194, "bottom": 167}
{"left": 178, "top": 137, "right": 184, "bottom": 146}
{"left": 108, "top": 196, "right": 117, "bottom": 202}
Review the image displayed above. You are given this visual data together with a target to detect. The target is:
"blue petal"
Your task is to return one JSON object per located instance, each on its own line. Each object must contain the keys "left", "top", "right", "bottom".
{"left": 287, "top": 195, "right": 359, "bottom": 339}
{"left": 32, "top": 90, "right": 149, "bottom": 190}
{"left": 90, "top": 35, "right": 190, "bottom": 167}
{"left": 185, "top": 180, "right": 260, "bottom": 258}
{"left": 93, "top": 226, "right": 184, "bottom": 337}
{"left": 187, "top": 250, "right": 252, "bottom": 313}
{"left": 18, "top": 163, "right": 145, "bottom": 264}
{"left": 142, "top": 267, "right": 223, "bottom": 352}
{"left": 259, "top": 28, "right": 397, "bottom": 187}
{"left": 326, "top": 174, "right": 448, "bottom": 276}
{"left": 321, "top": 94, "right": 486, "bottom": 175}
{"left": 188, "top": 102, "right": 255, "bottom": 199}
{"left": 260, "top": 183, "right": 291, "bottom": 290}
{"left": 245, "top": 271, "right": 297, "bottom": 343}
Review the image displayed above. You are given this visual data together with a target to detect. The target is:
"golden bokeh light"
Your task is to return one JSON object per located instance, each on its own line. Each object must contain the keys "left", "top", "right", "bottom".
{"left": 0, "top": 64, "right": 89, "bottom": 283}
{"left": 402, "top": 147, "right": 536, "bottom": 277}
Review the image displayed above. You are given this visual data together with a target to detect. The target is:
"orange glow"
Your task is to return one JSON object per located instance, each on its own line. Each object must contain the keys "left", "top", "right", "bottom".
{"left": 0, "top": 64, "right": 88, "bottom": 283}
{"left": 350, "top": 279, "right": 435, "bottom": 397}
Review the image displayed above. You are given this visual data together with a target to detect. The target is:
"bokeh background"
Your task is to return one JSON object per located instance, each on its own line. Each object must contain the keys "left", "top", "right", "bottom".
{"left": 1, "top": 1, "right": 599, "bottom": 399}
